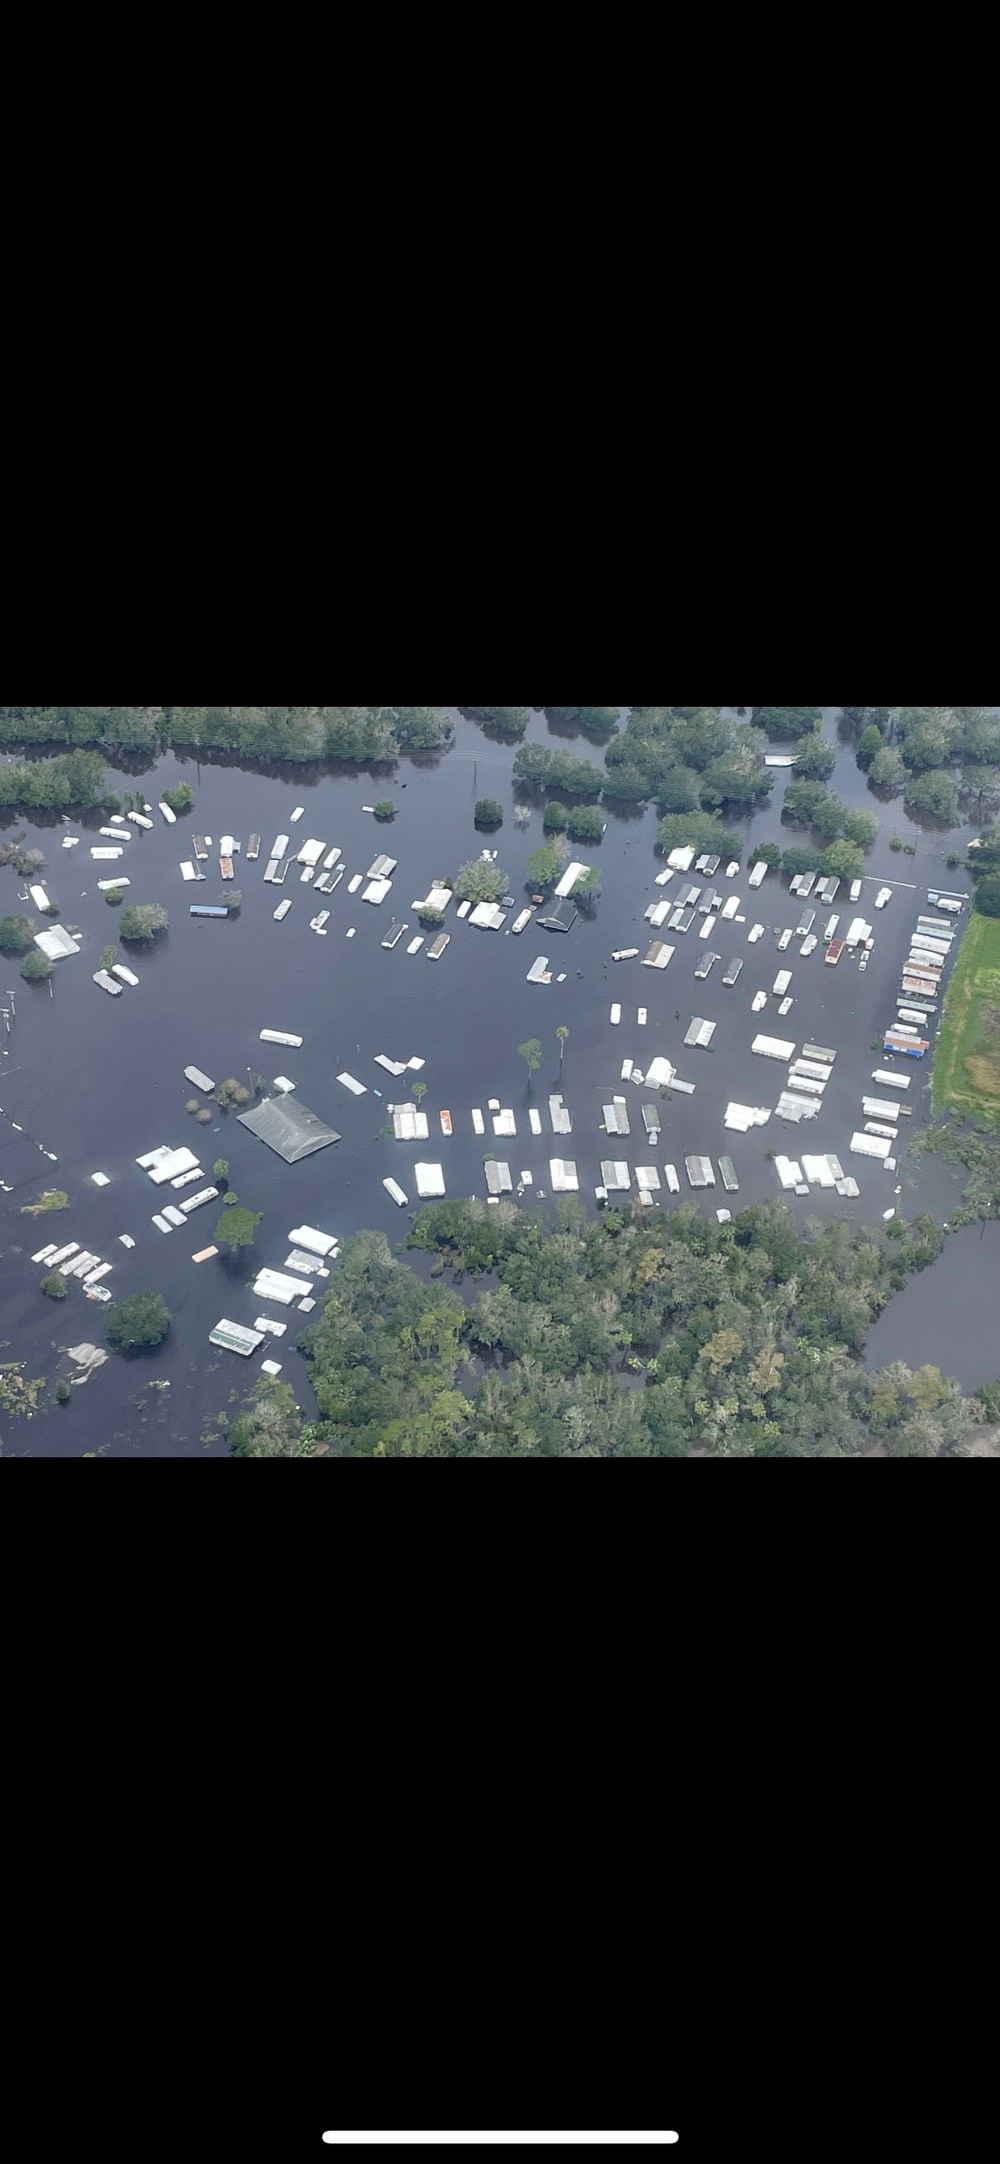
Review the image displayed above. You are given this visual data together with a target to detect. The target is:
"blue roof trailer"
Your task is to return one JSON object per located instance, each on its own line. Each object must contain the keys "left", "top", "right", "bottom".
{"left": 884, "top": 1037, "right": 926, "bottom": 1058}
{"left": 190, "top": 905, "right": 229, "bottom": 918}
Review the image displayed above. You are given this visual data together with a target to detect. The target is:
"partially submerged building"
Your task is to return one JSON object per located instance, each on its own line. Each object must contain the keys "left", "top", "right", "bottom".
{"left": 237, "top": 1097, "right": 341, "bottom": 1162}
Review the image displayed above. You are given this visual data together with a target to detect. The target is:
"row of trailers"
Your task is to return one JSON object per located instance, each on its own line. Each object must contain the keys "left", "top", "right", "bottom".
{"left": 883, "top": 896, "right": 965, "bottom": 1059}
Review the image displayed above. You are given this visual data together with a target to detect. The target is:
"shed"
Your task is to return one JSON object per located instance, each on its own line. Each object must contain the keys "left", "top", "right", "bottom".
{"left": 362, "top": 878, "right": 393, "bottom": 905}
{"left": 683, "top": 1018, "right": 715, "bottom": 1048}
{"left": 427, "top": 933, "right": 451, "bottom": 958}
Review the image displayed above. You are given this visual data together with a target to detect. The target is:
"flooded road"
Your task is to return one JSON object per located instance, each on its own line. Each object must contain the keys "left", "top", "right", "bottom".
{"left": 0, "top": 705, "right": 989, "bottom": 1453}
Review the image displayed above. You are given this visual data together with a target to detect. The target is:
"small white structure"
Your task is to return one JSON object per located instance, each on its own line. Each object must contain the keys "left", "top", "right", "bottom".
{"left": 493, "top": 1109, "right": 517, "bottom": 1136}
{"left": 666, "top": 847, "right": 696, "bottom": 871}
{"left": 111, "top": 964, "right": 139, "bottom": 987}
{"left": 91, "top": 848, "right": 124, "bottom": 861}
{"left": 260, "top": 1030, "right": 303, "bottom": 1048}
{"left": 93, "top": 970, "right": 123, "bottom": 996}
{"left": 413, "top": 885, "right": 453, "bottom": 915}
{"left": 549, "top": 1094, "right": 572, "bottom": 1133}
{"left": 526, "top": 956, "right": 552, "bottom": 984}
{"left": 684, "top": 1018, "right": 716, "bottom": 1049}
{"left": 644, "top": 900, "right": 672, "bottom": 927}
{"left": 610, "top": 1003, "right": 622, "bottom": 1025}
{"left": 252, "top": 1268, "right": 314, "bottom": 1305}
{"left": 851, "top": 1132, "right": 892, "bottom": 1160}
{"left": 414, "top": 1163, "right": 446, "bottom": 1198}
{"left": 528, "top": 1108, "right": 542, "bottom": 1136}
{"left": 287, "top": 1226, "right": 338, "bottom": 1257}
{"left": 97, "top": 878, "right": 131, "bottom": 892}
{"left": 296, "top": 839, "right": 326, "bottom": 866}
{"left": 468, "top": 902, "right": 507, "bottom": 929}
{"left": 383, "top": 1178, "right": 409, "bottom": 1207}
{"left": 685, "top": 1156, "right": 715, "bottom": 1188}
{"left": 642, "top": 942, "right": 675, "bottom": 969}
{"left": 158, "top": 801, "right": 177, "bottom": 824}
{"left": 644, "top": 1056, "right": 676, "bottom": 1090}
{"left": 362, "top": 878, "right": 393, "bottom": 905}
{"left": 139, "top": 1146, "right": 201, "bottom": 1185}
{"left": 635, "top": 1166, "right": 661, "bottom": 1191}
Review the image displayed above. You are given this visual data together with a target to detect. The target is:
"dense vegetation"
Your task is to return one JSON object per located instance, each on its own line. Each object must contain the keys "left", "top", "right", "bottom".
{"left": 463, "top": 707, "right": 531, "bottom": 738}
{"left": 604, "top": 707, "right": 773, "bottom": 810}
{"left": 0, "top": 914, "right": 37, "bottom": 953}
{"left": 287, "top": 1205, "right": 995, "bottom": 1458}
{"left": 513, "top": 744, "right": 606, "bottom": 795}
{"left": 453, "top": 860, "right": 508, "bottom": 903}
{"left": 844, "top": 706, "right": 1000, "bottom": 826}
{"left": 928, "top": 913, "right": 1000, "bottom": 1124}
{"left": 0, "top": 706, "right": 454, "bottom": 764}
{"left": 0, "top": 748, "right": 117, "bottom": 811}
{"left": 545, "top": 707, "right": 620, "bottom": 738}
{"left": 161, "top": 783, "right": 193, "bottom": 814}
{"left": 474, "top": 799, "right": 503, "bottom": 828}
{"left": 750, "top": 707, "right": 824, "bottom": 738}
{"left": 19, "top": 951, "right": 51, "bottom": 982}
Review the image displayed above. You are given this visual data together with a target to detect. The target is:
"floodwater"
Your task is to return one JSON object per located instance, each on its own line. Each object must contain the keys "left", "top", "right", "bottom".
{"left": 0, "top": 705, "right": 990, "bottom": 1454}
{"left": 863, "top": 1221, "right": 1000, "bottom": 1389}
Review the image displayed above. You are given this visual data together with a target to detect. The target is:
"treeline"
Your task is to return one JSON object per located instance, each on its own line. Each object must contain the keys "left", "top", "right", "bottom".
{"left": 846, "top": 705, "right": 1000, "bottom": 825}
{"left": 280, "top": 1202, "right": 996, "bottom": 1458}
{"left": 0, "top": 749, "right": 118, "bottom": 811}
{"left": 602, "top": 706, "right": 774, "bottom": 811}
{"left": 0, "top": 706, "right": 454, "bottom": 764}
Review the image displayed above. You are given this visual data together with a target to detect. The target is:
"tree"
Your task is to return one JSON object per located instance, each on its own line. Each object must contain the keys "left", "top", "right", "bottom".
{"left": 465, "top": 707, "right": 530, "bottom": 738}
{"left": 453, "top": 859, "right": 508, "bottom": 904}
{"left": 0, "top": 914, "right": 37, "bottom": 953}
{"left": 518, "top": 1039, "right": 541, "bottom": 1090}
{"left": 218, "top": 890, "right": 242, "bottom": 910}
{"left": 780, "top": 847, "right": 825, "bottom": 876}
{"left": 99, "top": 945, "right": 117, "bottom": 972}
{"left": 543, "top": 801, "right": 569, "bottom": 831}
{"left": 749, "top": 842, "right": 781, "bottom": 868}
{"left": 904, "top": 768, "right": 959, "bottom": 822}
{"left": 655, "top": 811, "right": 741, "bottom": 857}
{"left": 474, "top": 798, "right": 503, "bottom": 828}
{"left": 161, "top": 783, "right": 194, "bottom": 814}
{"left": 229, "top": 1376, "right": 312, "bottom": 1457}
{"left": 974, "top": 875, "right": 1000, "bottom": 917}
{"left": 841, "top": 808, "right": 877, "bottom": 847}
{"left": 525, "top": 842, "right": 563, "bottom": 888}
{"left": 105, "top": 886, "right": 125, "bottom": 905}
{"left": 119, "top": 903, "right": 169, "bottom": 942}
{"left": 867, "top": 745, "right": 905, "bottom": 789}
{"left": 213, "top": 1160, "right": 230, "bottom": 1182}
{"left": 412, "top": 1080, "right": 427, "bottom": 1105}
{"left": 793, "top": 734, "right": 836, "bottom": 780}
{"left": 106, "top": 1291, "right": 171, "bottom": 1352}
{"left": 417, "top": 905, "right": 445, "bottom": 926}
{"left": 856, "top": 725, "right": 884, "bottom": 769}
{"left": 556, "top": 1025, "right": 569, "bottom": 1067}
{"left": 821, "top": 839, "right": 865, "bottom": 880}
{"left": 373, "top": 800, "right": 396, "bottom": 821}
{"left": 570, "top": 866, "right": 601, "bottom": 897}
{"left": 783, "top": 778, "right": 836, "bottom": 827}
{"left": 653, "top": 765, "right": 701, "bottom": 813}
{"left": 512, "top": 744, "right": 604, "bottom": 794}
{"left": 752, "top": 707, "right": 822, "bottom": 738}
{"left": 213, "top": 1206, "right": 263, "bottom": 1252}
{"left": 564, "top": 803, "right": 605, "bottom": 843}
{"left": 545, "top": 706, "right": 619, "bottom": 738}
{"left": 40, "top": 1272, "right": 67, "bottom": 1299}
{"left": 20, "top": 950, "right": 51, "bottom": 982}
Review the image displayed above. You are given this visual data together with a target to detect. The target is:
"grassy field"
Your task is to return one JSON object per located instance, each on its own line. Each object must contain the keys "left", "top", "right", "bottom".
{"left": 931, "top": 912, "right": 1000, "bottom": 1122}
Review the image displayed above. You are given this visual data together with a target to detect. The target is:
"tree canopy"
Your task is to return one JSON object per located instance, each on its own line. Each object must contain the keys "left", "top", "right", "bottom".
{"left": 118, "top": 903, "right": 169, "bottom": 942}
{"left": 106, "top": 1291, "right": 171, "bottom": 1352}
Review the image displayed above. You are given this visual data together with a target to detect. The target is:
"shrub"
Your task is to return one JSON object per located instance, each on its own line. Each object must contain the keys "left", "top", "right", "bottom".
{"left": 161, "top": 783, "right": 194, "bottom": 814}
{"left": 215, "top": 1077, "right": 250, "bottom": 1109}
{"left": 222, "top": 1191, "right": 240, "bottom": 1206}
{"left": 20, "top": 950, "right": 52, "bottom": 982}
{"left": 373, "top": 800, "right": 396, "bottom": 821}
{"left": 41, "top": 1273, "right": 68, "bottom": 1299}
{"left": 41, "top": 900, "right": 60, "bottom": 916}
{"left": 565, "top": 803, "right": 604, "bottom": 843}
{"left": 213, "top": 1160, "right": 230, "bottom": 1181}
{"left": 99, "top": 945, "right": 118, "bottom": 971}
{"left": 902, "top": 843, "right": 916, "bottom": 855}
{"left": 196, "top": 1108, "right": 213, "bottom": 1124}
{"left": 54, "top": 1379, "right": 71, "bottom": 1403}
{"left": 105, "top": 886, "right": 125, "bottom": 905}
{"left": 106, "top": 1290, "right": 172, "bottom": 1352}
{"left": 749, "top": 842, "right": 781, "bottom": 868}
{"left": 417, "top": 905, "right": 445, "bottom": 927}
{"left": 0, "top": 914, "right": 37, "bottom": 953}
{"left": 946, "top": 852, "right": 962, "bottom": 868}
{"left": 185, "top": 1098, "right": 201, "bottom": 1114}
{"left": 474, "top": 799, "right": 503, "bottom": 828}
{"left": 543, "top": 801, "right": 569, "bottom": 832}
{"left": 889, "top": 836, "right": 903, "bottom": 851}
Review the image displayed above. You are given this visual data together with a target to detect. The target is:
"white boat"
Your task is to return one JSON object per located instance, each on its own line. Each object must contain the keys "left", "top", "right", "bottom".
{"left": 273, "top": 900, "right": 292, "bottom": 921}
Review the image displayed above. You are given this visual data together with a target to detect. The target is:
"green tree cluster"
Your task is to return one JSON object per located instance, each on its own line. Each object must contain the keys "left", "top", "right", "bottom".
{"left": 0, "top": 914, "right": 37, "bottom": 953}
{"left": 0, "top": 707, "right": 455, "bottom": 766}
{"left": 474, "top": 798, "right": 504, "bottom": 827}
{"left": 464, "top": 707, "right": 531, "bottom": 738}
{"left": 106, "top": 1291, "right": 172, "bottom": 1352}
{"left": 20, "top": 951, "right": 51, "bottom": 982}
{"left": 513, "top": 744, "right": 606, "bottom": 795}
{"left": 453, "top": 860, "right": 508, "bottom": 903}
{"left": 0, "top": 749, "right": 115, "bottom": 811}
{"left": 229, "top": 1376, "right": 315, "bottom": 1457}
{"left": 161, "top": 783, "right": 194, "bottom": 813}
{"left": 119, "top": 903, "right": 169, "bottom": 942}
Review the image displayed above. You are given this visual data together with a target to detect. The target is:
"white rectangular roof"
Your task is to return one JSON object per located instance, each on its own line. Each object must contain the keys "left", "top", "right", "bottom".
{"left": 146, "top": 1147, "right": 200, "bottom": 1185}
{"left": 600, "top": 1161, "right": 631, "bottom": 1190}
{"left": 666, "top": 847, "right": 695, "bottom": 870}
{"left": 252, "top": 1268, "right": 314, "bottom": 1305}
{"left": 549, "top": 1159, "right": 579, "bottom": 1191}
{"left": 642, "top": 942, "right": 675, "bottom": 969}
{"left": 850, "top": 1132, "right": 892, "bottom": 1158}
{"left": 337, "top": 1072, "right": 367, "bottom": 1095}
{"left": 392, "top": 1107, "right": 429, "bottom": 1140}
{"left": 34, "top": 926, "right": 81, "bottom": 960}
{"left": 554, "top": 860, "right": 590, "bottom": 898}
{"left": 414, "top": 886, "right": 452, "bottom": 913}
{"left": 414, "top": 1163, "right": 446, "bottom": 1197}
{"left": 548, "top": 1095, "right": 572, "bottom": 1133}
{"left": 287, "top": 1226, "right": 338, "bottom": 1257}
{"left": 752, "top": 1035, "right": 796, "bottom": 1060}
{"left": 493, "top": 1109, "right": 517, "bottom": 1136}
{"left": 801, "top": 1156, "right": 836, "bottom": 1186}
{"left": 296, "top": 839, "right": 326, "bottom": 865}
{"left": 468, "top": 902, "right": 507, "bottom": 928}
{"left": 362, "top": 878, "right": 392, "bottom": 904}
{"left": 644, "top": 1056, "right": 677, "bottom": 1089}
{"left": 635, "top": 1166, "right": 661, "bottom": 1190}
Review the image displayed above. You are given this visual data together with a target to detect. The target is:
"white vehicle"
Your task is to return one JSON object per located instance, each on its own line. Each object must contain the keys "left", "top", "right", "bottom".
{"left": 778, "top": 997, "right": 794, "bottom": 1016}
{"left": 637, "top": 1007, "right": 647, "bottom": 1026}
{"left": 747, "top": 923, "right": 764, "bottom": 944}
{"left": 849, "top": 879, "right": 863, "bottom": 902}
{"left": 777, "top": 927, "right": 793, "bottom": 952}
{"left": 875, "top": 887, "right": 892, "bottom": 909}
{"left": 800, "top": 934, "right": 818, "bottom": 957}
{"left": 609, "top": 1004, "right": 622, "bottom": 1025}
{"left": 859, "top": 952, "right": 869, "bottom": 972}
{"left": 751, "top": 990, "right": 768, "bottom": 1012}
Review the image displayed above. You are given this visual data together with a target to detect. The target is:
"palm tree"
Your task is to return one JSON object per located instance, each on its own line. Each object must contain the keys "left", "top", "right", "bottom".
{"left": 517, "top": 1038, "right": 541, "bottom": 1099}
{"left": 411, "top": 1080, "right": 427, "bottom": 1106}
{"left": 556, "top": 1025, "right": 569, "bottom": 1069}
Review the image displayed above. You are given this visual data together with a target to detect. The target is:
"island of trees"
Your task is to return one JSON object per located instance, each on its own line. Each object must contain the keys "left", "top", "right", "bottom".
{"left": 0, "top": 706, "right": 455, "bottom": 764}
